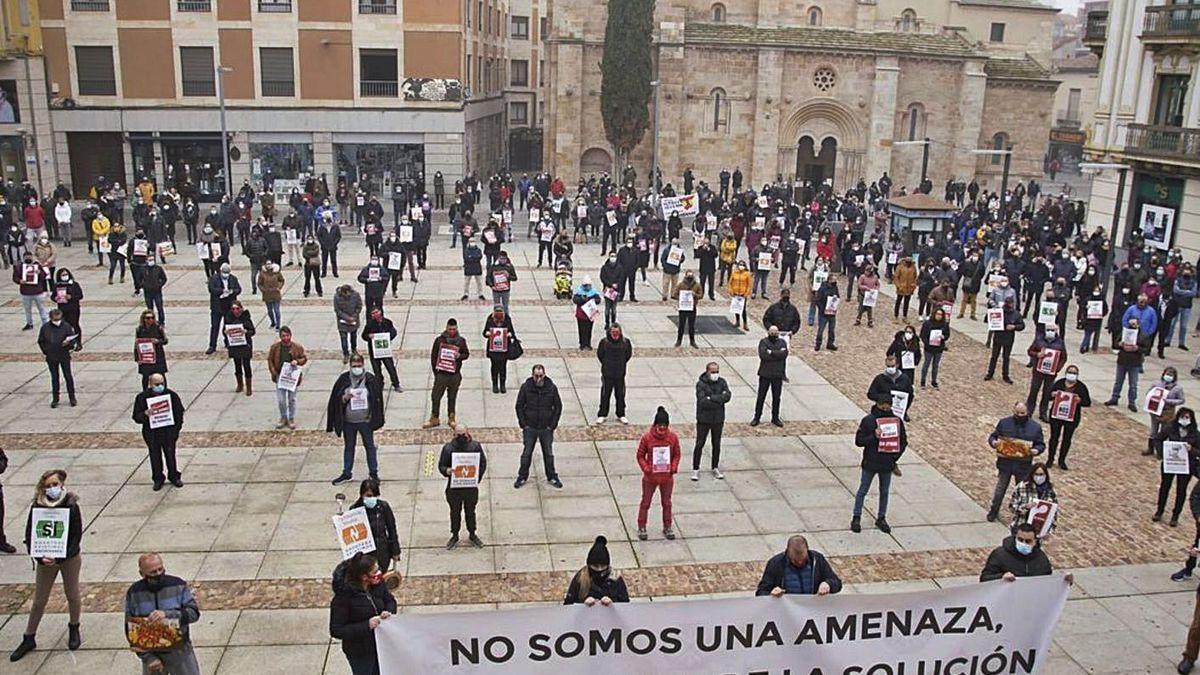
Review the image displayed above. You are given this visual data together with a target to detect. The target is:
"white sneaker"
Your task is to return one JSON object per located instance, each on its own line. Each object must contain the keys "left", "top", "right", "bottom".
{"left": 690, "top": 470, "right": 700, "bottom": 481}
{"left": 712, "top": 467, "right": 725, "bottom": 480}
{"left": 594, "top": 416, "right": 606, "bottom": 425}
{"left": 618, "top": 416, "right": 629, "bottom": 424}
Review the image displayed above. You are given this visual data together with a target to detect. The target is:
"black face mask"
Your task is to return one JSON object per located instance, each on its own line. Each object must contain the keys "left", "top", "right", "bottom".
{"left": 144, "top": 574, "right": 163, "bottom": 590}
{"left": 455, "top": 436, "right": 469, "bottom": 448}
{"left": 1014, "top": 414, "right": 1029, "bottom": 425}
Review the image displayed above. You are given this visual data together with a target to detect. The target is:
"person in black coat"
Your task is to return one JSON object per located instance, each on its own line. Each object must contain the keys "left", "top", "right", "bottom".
{"left": 761, "top": 289, "right": 802, "bottom": 335}
{"left": 1153, "top": 407, "right": 1200, "bottom": 526}
{"left": 693, "top": 362, "right": 732, "bottom": 478}
{"left": 51, "top": 268, "right": 83, "bottom": 348}
{"left": 985, "top": 298, "right": 1025, "bottom": 383}
{"left": 223, "top": 301, "right": 256, "bottom": 395}
{"left": 979, "top": 524, "right": 1066, "bottom": 582}
{"left": 481, "top": 305, "right": 517, "bottom": 393}
{"left": 752, "top": 326, "right": 788, "bottom": 427}
{"left": 135, "top": 310, "right": 169, "bottom": 390}
{"left": 329, "top": 552, "right": 397, "bottom": 675}
{"left": 595, "top": 323, "right": 632, "bottom": 423}
{"left": 140, "top": 257, "right": 167, "bottom": 325}
{"left": 438, "top": 426, "right": 487, "bottom": 549}
{"left": 755, "top": 535, "right": 842, "bottom": 596}
{"left": 851, "top": 401, "right": 907, "bottom": 534}
{"left": 132, "top": 374, "right": 185, "bottom": 490}
{"left": 1046, "top": 365, "right": 1090, "bottom": 470}
{"left": 360, "top": 307, "right": 401, "bottom": 392}
{"left": 564, "top": 536, "right": 631, "bottom": 605}
{"left": 866, "top": 354, "right": 913, "bottom": 422}
{"left": 206, "top": 263, "right": 241, "bottom": 354}
{"left": 38, "top": 308, "right": 77, "bottom": 407}
{"left": 349, "top": 479, "right": 402, "bottom": 573}
{"left": 327, "top": 354, "right": 386, "bottom": 485}
{"left": 514, "top": 364, "right": 563, "bottom": 488}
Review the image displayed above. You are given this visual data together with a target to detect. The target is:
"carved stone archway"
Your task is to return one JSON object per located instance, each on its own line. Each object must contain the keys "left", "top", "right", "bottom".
{"left": 777, "top": 98, "right": 866, "bottom": 192}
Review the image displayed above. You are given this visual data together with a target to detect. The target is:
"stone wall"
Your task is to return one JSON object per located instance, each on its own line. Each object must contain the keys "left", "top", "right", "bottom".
{"left": 976, "top": 80, "right": 1057, "bottom": 188}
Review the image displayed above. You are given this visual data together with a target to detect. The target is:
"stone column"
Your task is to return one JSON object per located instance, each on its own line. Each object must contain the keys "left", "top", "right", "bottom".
{"left": 750, "top": 48, "right": 783, "bottom": 187}
{"left": 549, "top": 40, "right": 583, "bottom": 181}
{"left": 312, "top": 131, "right": 334, "bottom": 182}
{"left": 866, "top": 56, "right": 899, "bottom": 181}
{"left": 952, "top": 60, "right": 987, "bottom": 181}
{"left": 655, "top": 21, "right": 685, "bottom": 186}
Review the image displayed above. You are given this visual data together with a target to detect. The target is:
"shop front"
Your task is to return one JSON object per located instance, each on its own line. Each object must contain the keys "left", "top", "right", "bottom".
{"left": 334, "top": 139, "right": 425, "bottom": 200}
{"left": 1127, "top": 171, "right": 1185, "bottom": 251}
{"left": 0, "top": 135, "right": 26, "bottom": 185}
{"left": 250, "top": 138, "right": 314, "bottom": 195}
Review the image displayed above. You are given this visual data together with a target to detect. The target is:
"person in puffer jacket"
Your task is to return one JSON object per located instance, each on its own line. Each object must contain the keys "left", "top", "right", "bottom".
{"left": 328, "top": 552, "right": 397, "bottom": 675}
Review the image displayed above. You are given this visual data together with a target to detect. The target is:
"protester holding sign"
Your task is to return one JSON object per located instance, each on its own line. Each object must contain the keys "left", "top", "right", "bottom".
{"left": 595, "top": 323, "right": 632, "bottom": 424}
{"left": 984, "top": 298, "right": 1024, "bottom": 383}
{"left": 482, "top": 305, "right": 519, "bottom": 393}
{"left": 854, "top": 265, "right": 880, "bottom": 328}
{"left": 329, "top": 551, "right": 397, "bottom": 675}
{"left": 438, "top": 425, "right": 487, "bottom": 549}
{"left": 1007, "top": 463, "right": 1058, "bottom": 535}
{"left": 356, "top": 257, "right": 390, "bottom": 313}
{"left": 752, "top": 326, "right": 789, "bottom": 428}
{"left": 693, "top": 362, "right": 732, "bottom": 481}
{"left": 135, "top": 310, "right": 169, "bottom": 390}
{"left": 636, "top": 407, "right": 681, "bottom": 541}
{"left": 13, "top": 252, "right": 49, "bottom": 330}
{"left": 918, "top": 307, "right": 950, "bottom": 388}
{"left": 851, "top": 399, "right": 907, "bottom": 534}
{"left": 223, "top": 301, "right": 256, "bottom": 396}
{"left": 205, "top": 263, "right": 241, "bottom": 355}
{"left": 672, "top": 270, "right": 702, "bottom": 348}
{"left": 1079, "top": 287, "right": 1107, "bottom": 354}
{"left": 51, "top": 269, "right": 83, "bottom": 349}
{"left": 267, "top": 326, "right": 308, "bottom": 430}
{"left": 361, "top": 308, "right": 401, "bottom": 392}
{"left": 564, "top": 535, "right": 629, "bottom": 605}
{"left": 726, "top": 261, "right": 751, "bottom": 331}
{"left": 1046, "top": 365, "right": 1090, "bottom": 470}
{"left": 1147, "top": 367, "right": 1187, "bottom": 455}
{"left": 123, "top": 552, "right": 202, "bottom": 674}
{"left": 257, "top": 261, "right": 284, "bottom": 330}
{"left": 10, "top": 469, "right": 84, "bottom": 662}
{"left": 132, "top": 373, "right": 185, "bottom": 490}
{"left": 1105, "top": 316, "right": 1151, "bottom": 413}
{"left": 979, "top": 523, "right": 1062, "bottom": 582}
{"left": 867, "top": 355, "right": 914, "bottom": 424}
{"left": 486, "top": 250, "right": 518, "bottom": 313}
{"left": 423, "top": 319, "right": 470, "bottom": 429}
{"left": 1025, "top": 326, "right": 1067, "bottom": 421}
{"left": 986, "top": 403, "right": 1045, "bottom": 522}
{"left": 349, "top": 479, "right": 402, "bottom": 573}
{"left": 814, "top": 274, "right": 841, "bottom": 352}
{"left": 660, "top": 239, "right": 685, "bottom": 301}
{"left": 334, "top": 284, "right": 363, "bottom": 363}
{"left": 755, "top": 535, "right": 842, "bottom": 596}
{"left": 37, "top": 308, "right": 77, "bottom": 408}
{"left": 1153, "top": 407, "right": 1199, "bottom": 526}
{"left": 327, "top": 354, "right": 386, "bottom": 486}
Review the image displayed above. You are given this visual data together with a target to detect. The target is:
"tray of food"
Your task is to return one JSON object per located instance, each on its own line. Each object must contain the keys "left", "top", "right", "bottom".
{"left": 995, "top": 436, "right": 1032, "bottom": 460}
{"left": 127, "top": 616, "right": 182, "bottom": 651}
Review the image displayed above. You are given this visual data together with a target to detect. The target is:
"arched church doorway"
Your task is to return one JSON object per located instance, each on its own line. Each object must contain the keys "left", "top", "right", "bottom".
{"left": 796, "top": 136, "right": 837, "bottom": 189}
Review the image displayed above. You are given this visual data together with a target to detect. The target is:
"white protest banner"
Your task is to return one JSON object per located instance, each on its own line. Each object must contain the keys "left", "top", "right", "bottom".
{"left": 410, "top": 206, "right": 424, "bottom": 221}
{"left": 450, "top": 452, "right": 480, "bottom": 488}
{"left": 377, "top": 574, "right": 1070, "bottom": 675}
{"left": 332, "top": 507, "right": 376, "bottom": 560}
{"left": 1122, "top": 327, "right": 1140, "bottom": 347}
{"left": 666, "top": 246, "right": 684, "bottom": 267}
{"left": 606, "top": 211, "right": 617, "bottom": 226}
{"left": 757, "top": 251, "right": 774, "bottom": 269}
{"left": 503, "top": 210, "right": 513, "bottom": 225}
{"left": 659, "top": 193, "right": 700, "bottom": 218}
{"left": 529, "top": 208, "right": 541, "bottom": 223}
{"left": 196, "top": 243, "right": 208, "bottom": 260}
{"left": 901, "top": 351, "right": 915, "bottom": 370}
{"left": 29, "top": 507, "right": 70, "bottom": 559}
{"left": 133, "top": 239, "right": 149, "bottom": 257}
{"left": 286, "top": 229, "right": 299, "bottom": 245}
{"left": 372, "top": 333, "right": 393, "bottom": 359}
{"left": 581, "top": 298, "right": 600, "bottom": 322}
{"left": 1146, "top": 386, "right": 1167, "bottom": 416}
{"left": 1163, "top": 441, "right": 1191, "bottom": 475}
{"left": 576, "top": 205, "right": 588, "bottom": 219}
{"left": 146, "top": 394, "right": 175, "bottom": 430}
{"left": 986, "top": 308, "right": 1004, "bottom": 332}
{"left": 1037, "top": 301, "right": 1058, "bottom": 326}
{"left": 891, "top": 390, "right": 909, "bottom": 419}
{"left": 277, "top": 362, "right": 302, "bottom": 391}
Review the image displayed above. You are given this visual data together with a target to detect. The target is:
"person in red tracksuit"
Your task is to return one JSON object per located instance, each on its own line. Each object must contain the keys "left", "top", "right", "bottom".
{"left": 636, "top": 406, "right": 681, "bottom": 542}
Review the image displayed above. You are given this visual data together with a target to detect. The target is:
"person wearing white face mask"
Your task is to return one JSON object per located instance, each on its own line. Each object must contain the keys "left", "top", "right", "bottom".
{"left": 349, "top": 479, "right": 402, "bottom": 573}
{"left": 132, "top": 373, "right": 185, "bottom": 490}
{"left": 1153, "top": 406, "right": 1199, "bottom": 527}
{"left": 1148, "top": 367, "right": 1187, "bottom": 457}
{"left": 1007, "top": 462, "right": 1058, "bottom": 534}
{"left": 693, "top": 362, "right": 732, "bottom": 481}
{"left": 1025, "top": 324, "right": 1067, "bottom": 422}
{"left": 326, "top": 353, "right": 385, "bottom": 486}
{"left": 1046, "top": 366, "right": 1090, "bottom": 470}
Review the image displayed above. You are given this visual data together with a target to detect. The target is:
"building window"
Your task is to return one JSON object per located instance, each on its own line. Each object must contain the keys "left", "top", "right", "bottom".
{"left": 177, "top": 0, "right": 211, "bottom": 11}
{"left": 989, "top": 22, "right": 1006, "bottom": 42}
{"left": 258, "top": 0, "right": 292, "bottom": 12}
{"left": 510, "top": 102, "right": 529, "bottom": 125}
{"left": 1066, "top": 88, "right": 1081, "bottom": 121}
{"left": 70, "top": 1, "right": 110, "bottom": 10}
{"left": 991, "top": 132, "right": 1008, "bottom": 165}
{"left": 75, "top": 46, "right": 116, "bottom": 95}
{"left": 511, "top": 59, "right": 529, "bottom": 87}
{"left": 711, "top": 3, "right": 726, "bottom": 22}
{"left": 808, "top": 6, "right": 822, "bottom": 26}
{"left": 477, "top": 1, "right": 484, "bottom": 33}
{"left": 259, "top": 47, "right": 295, "bottom": 97}
{"left": 813, "top": 66, "right": 836, "bottom": 92}
{"left": 179, "top": 47, "right": 216, "bottom": 96}
{"left": 710, "top": 87, "right": 729, "bottom": 132}
{"left": 1153, "top": 74, "right": 1189, "bottom": 127}
{"left": 359, "top": 0, "right": 397, "bottom": 14}
{"left": 360, "top": 49, "right": 399, "bottom": 97}
{"left": 511, "top": 15, "right": 529, "bottom": 39}
{"left": 899, "top": 9, "right": 916, "bottom": 32}
{"left": 541, "top": 16, "right": 548, "bottom": 41}
{"left": 905, "top": 103, "right": 924, "bottom": 141}
{"left": 539, "top": 59, "right": 545, "bottom": 87}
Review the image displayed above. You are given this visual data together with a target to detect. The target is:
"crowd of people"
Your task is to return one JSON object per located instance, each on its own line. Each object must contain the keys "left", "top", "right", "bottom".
{"left": 0, "top": 162, "right": 1193, "bottom": 674}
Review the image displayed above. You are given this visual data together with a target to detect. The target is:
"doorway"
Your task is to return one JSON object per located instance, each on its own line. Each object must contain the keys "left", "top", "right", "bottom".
{"left": 796, "top": 136, "right": 837, "bottom": 190}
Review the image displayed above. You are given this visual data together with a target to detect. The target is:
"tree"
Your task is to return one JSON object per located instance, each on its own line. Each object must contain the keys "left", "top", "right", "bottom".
{"left": 600, "top": 0, "right": 654, "bottom": 174}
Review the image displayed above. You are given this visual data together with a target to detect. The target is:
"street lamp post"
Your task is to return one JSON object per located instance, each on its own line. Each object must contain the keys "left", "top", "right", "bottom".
{"left": 650, "top": 80, "right": 660, "bottom": 198}
{"left": 970, "top": 146, "right": 1015, "bottom": 222}
{"left": 216, "top": 65, "right": 234, "bottom": 198}
{"left": 1080, "top": 162, "right": 1131, "bottom": 294}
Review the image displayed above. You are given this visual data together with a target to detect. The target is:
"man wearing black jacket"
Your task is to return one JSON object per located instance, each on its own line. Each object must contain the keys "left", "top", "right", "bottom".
{"left": 132, "top": 373, "right": 185, "bottom": 490}
{"left": 755, "top": 535, "right": 842, "bottom": 596}
{"left": 438, "top": 425, "right": 487, "bottom": 549}
{"left": 514, "top": 364, "right": 563, "bottom": 489}
{"left": 37, "top": 308, "right": 77, "bottom": 408}
{"left": 694, "top": 237, "right": 718, "bottom": 300}
{"left": 851, "top": 400, "right": 907, "bottom": 534}
{"left": 761, "top": 289, "right": 802, "bottom": 334}
{"left": 984, "top": 299, "right": 1026, "bottom": 383}
{"left": 752, "top": 326, "right": 788, "bottom": 427}
{"left": 326, "top": 354, "right": 386, "bottom": 486}
{"left": 318, "top": 215, "right": 341, "bottom": 277}
{"left": 595, "top": 323, "right": 632, "bottom": 424}
{"left": 866, "top": 355, "right": 913, "bottom": 422}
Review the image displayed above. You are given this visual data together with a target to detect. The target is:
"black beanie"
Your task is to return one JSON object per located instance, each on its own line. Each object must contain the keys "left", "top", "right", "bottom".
{"left": 653, "top": 406, "right": 669, "bottom": 427}
{"left": 587, "top": 536, "right": 610, "bottom": 567}
{"left": 447, "top": 318, "right": 458, "bottom": 327}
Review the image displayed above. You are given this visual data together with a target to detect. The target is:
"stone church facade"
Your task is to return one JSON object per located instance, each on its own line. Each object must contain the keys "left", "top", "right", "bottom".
{"left": 545, "top": 0, "right": 1060, "bottom": 193}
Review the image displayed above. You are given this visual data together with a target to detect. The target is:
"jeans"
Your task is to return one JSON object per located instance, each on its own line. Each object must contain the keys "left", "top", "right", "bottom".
{"left": 852, "top": 467, "right": 893, "bottom": 519}
{"left": 1180, "top": 307, "right": 1193, "bottom": 347}
{"left": 1111, "top": 363, "right": 1140, "bottom": 404}
{"left": 921, "top": 351, "right": 942, "bottom": 385}
{"left": 21, "top": 293, "right": 48, "bottom": 326}
{"left": 266, "top": 301, "right": 281, "bottom": 328}
{"left": 446, "top": 487, "right": 479, "bottom": 534}
{"left": 519, "top": 427, "right": 558, "bottom": 481}
{"left": 276, "top": 388, "right": 297, "bottom": 421}
{"left": 637, "top": 475, "right": 674, "bottom": 529}
{"left": 752, "top": 271, "right": 769, "bottom": 297}
{"left": 108, "top": 254, "right": 126, "bottom": 281}
{"left": 1080, "top": 327, "right": 1100, "bottom": 352}
{"left": 339, "top": 331, "right": 358, "bottom": 356}
{"left": 47, "top": 358, "right": 75, "bottom": 397}
{"left": 141, "top": 642, "right": 202, "bottom": 675}
{"left": 342, "top": 421, "right": 379, "bottom": 477}
{"left": 990, "top": 466, "right": 1023, "bottom": 514}
{"left": 754, "top": 377, "right": 783, "bottom": 422}
{"left": 145, "top": 291, "right": 165, "bottom": 325}
{"left": 493, "top": 290, "right": 510, "bottom": 313}
{"left": 693, "top": 422, "right": 723, "bottom": 470}
{"left": 815, "top": 315, "right": 836, "bottom": 348}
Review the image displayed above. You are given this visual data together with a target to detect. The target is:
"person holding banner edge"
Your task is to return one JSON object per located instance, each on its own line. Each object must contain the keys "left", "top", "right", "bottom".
{"left": 564, "top": 536, "right": 630, "bottom": 606}
{"left": 329, "top": 551, "right": 397, "bottom": 675}
{"left": 755, "top": 535, "right": 842, "bottom": 597}
{"left": 979, "top": 523, "right": 1072, "bottom": 584}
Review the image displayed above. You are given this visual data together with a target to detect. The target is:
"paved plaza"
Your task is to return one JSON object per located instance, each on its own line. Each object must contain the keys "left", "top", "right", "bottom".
{"left": 0, "top": 211, "right": 1192, "bottom": 673}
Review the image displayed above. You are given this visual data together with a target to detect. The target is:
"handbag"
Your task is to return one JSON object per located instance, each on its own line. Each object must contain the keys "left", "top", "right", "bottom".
{"left": 507, "top": 337, "right": 524, "bottom": 361}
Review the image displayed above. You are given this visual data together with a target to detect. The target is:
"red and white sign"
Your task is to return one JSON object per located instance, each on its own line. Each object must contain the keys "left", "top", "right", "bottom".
{"left": 876, "top": 416, "right": 902, "bottom": 453}
{"left": 492, "top": 271, "right": 510, "bottom": 292}
{"left": 652, "top": 446, "right": 671, "bottom": 473}
{"left": 489, "top": 327, "right": 508, "bottom": 353}
{"left": 1049, "top": 390, "right": 1079, "bottom": 422}
{"left": 1035, "top": 348, "right": 1063, "bottom": 376}
{"left": 435, "top": 344, "right": 460, "bottom": 373}
{"left": 1026, "top": 499, "right": 1058, "bottom": 538}
{"left": 1146, "top": 386, "right": 1167, "bottom": 416}
{"left": 146, "top": 393, "right": 174, "bottom": 429}
{"left": 135, "top": 338, "right": 157, "bottom": 365}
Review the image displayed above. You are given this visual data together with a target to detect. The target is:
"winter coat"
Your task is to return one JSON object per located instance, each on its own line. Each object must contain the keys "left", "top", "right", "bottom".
{"left": 515, "top": 376, "right": 563, "bottom": 430}
{"left": 24, "top": 493, "right": 83, "bottom": 564}
{"left": 757, "top": 335, "right": 789, "bottom": 380}
{"left": 919, "top": 318, "right": 950, "bottom": 353}
{"left": 481, "top": 314, "right": 518, "bottom": 356}
{"left": 596, "top": 335, "right": 633, "bottom": 380}
{"left": 755, "top": 549, "right": 843, "bottom": 596}
{"left": 361, "top": 317, "right": 398, "bottom": 360}
{"left": 135, "top": 323, "right": 168, "bottom": 375}
{"left": 328, "top": 559, "right": 397, "bottom": 660}
{"left": 1047, "top": 379, "right": 1091, "bottom": 425}
{"left": 762, "top": 299, "right": 802, "bottom": 333}
{"left": 979, "top": 537, "right": 1053, "bottom": 581}
{"left": 563, "top": 569, "right": 631, "bottom": 605}
{"left": 325, "top": 371, "right": 385, "bottom": 435}
{"left": 695, "top": 372, "right": 732, "bottom": 425}
{"left": 728, "top": 268, "right": 752, "bottom": 296}
{"left": 266, "top": 340, "right": 308, "bottom": 383}
{"left": 132, "top": 387, "right": 185, "bottom": 435}
{"left": 438, "top": 437, "right": 487, "bottom": 489}
{"left": 223, "top": 309, "right": 256, "bottom": 359}
{"left": 257, "top": 268, "right": 285, "bottom": 303}
{"left": 462, "top": 244, "right": 484, "bottom": 276}
{"left": 855, "top": 405, "right": 907, "bottom": 472}
{"left": 334, "top": 288, "right": 362, "bottom": 334}
{"left": 866, "top": 370, "right": 913, "bottom": 407}
{"left": 348, "top": 497, "right": 402, "bottom": 560}
{"left": 988, "top": 415, "right": 1046, "bottom": 474}
{"left": 885, "top": 331, "right": 922, "bottom": 370}
{"left": 430, "top": 332, "right": 470, "bottom": 374}
{"left": 636, "top": 425, "right": 681, "bottom": 483}
{"left": 38, "top": 320, "right": 76, "bottom": 360}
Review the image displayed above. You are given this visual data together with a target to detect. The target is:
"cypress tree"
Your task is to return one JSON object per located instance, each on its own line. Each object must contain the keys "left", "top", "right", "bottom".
{"left": 600, "top": 0, "right": 654, "bottom": 171}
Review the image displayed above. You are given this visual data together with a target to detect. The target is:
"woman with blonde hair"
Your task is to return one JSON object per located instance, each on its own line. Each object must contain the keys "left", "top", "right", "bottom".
{"left": 563, "top": 536, "right": 629, "bottom": 606}
{"left": 10, "top": 469, "right": 84, "bottom": 662}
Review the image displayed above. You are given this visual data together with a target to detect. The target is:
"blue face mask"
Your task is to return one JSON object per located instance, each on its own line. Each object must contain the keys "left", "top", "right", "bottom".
{"left": 152, "top": 384, "right": 165, "bottom": 394}
{"left": 363, "top": 496, "right": 378, "bottom": 509}
{"left": 1014, "top": 540, "right": 1034, "bottom": 556}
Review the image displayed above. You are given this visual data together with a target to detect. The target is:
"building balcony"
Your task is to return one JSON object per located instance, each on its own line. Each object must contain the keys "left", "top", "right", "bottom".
{"left": 1083, "top": 10, "right": 1108, "bottom": 52}
{"left": 360, "top": 80, "right": 398, "bottom": 97}
{"left": 258, "top": 0, "right": 292, "bottom": 12}
{"left": 1056, "top": 111, "right": 1081, "bottom": 129}
{"left": 1125, "top": 123, "right": 1200, "bottom": 165}
{"left": 177, "top": 0, "right": 212, "bottom": 11}
{"left": 1142, "top": 5, "right": 1200, "bottom": 47}
{"left": 359, "top": 1, "right": 397, "bottom": 14}
{"left": 70, "top": 0, "right": 110, "bottom": 10}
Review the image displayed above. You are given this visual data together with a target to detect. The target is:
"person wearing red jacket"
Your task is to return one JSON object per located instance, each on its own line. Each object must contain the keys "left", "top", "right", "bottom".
{"left": 636, "top": 406, "right": 681, "bottom": 541}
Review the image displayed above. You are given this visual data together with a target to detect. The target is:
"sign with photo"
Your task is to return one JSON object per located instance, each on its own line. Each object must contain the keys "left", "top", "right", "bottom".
{"left": 1141, "top": 204, "right": 1176, "bottom": 251}
{"left": 0, "top": 80, "right": 20, "bottom": 123}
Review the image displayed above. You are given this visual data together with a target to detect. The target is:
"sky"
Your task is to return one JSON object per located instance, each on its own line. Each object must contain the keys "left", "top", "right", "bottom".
{"left": 1049, "top": 0, "right": 1083, "bottom": 11}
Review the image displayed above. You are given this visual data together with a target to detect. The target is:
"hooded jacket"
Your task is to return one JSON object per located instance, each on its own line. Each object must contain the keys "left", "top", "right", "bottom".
{"left": 328, "top": 559, "right": 398, "bottom": 659}
{"left": 979, "top": 536, "right": 1053, "bottom": 581}
{"left": 431, "top": 331, "right": 470, "bottom": 374}
{"left": 893, "top": 259, "right": 918, "bottom": 295}
{"left": 695, "top": 372, "right": 732, "bottom": 425}
{"left": 257, "top": 266, "right": 285, "bottom": 303}
{"left": 636, "top": 424, "right": 681, "bottom": 483}
{"left": 334, "top": 286, "right": 362, "bottom": 334}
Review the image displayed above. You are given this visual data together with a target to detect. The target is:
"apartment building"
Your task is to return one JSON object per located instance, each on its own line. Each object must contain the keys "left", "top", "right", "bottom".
{"left": 1083, "top": 0, "right": 1200, "bottom": 257}
{"left": 37, "top": 0, "right": 511, "bottom": 201}
{"left": 505, "top": 0, "right": 544, "bottom": 170}
{"left": 0, "top": 0, "right": 56, "bottom": 193}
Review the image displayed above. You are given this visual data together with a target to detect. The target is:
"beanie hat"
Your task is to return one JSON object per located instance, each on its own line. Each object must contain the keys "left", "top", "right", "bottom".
{"left": 447, "top": 318, "right": 458, "bottom": 327}
{"left": 587, "top": 536, "right": 610, "bottom": 567}
{"left": 653, "top": 406, "right": 669, "bottom": 427}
